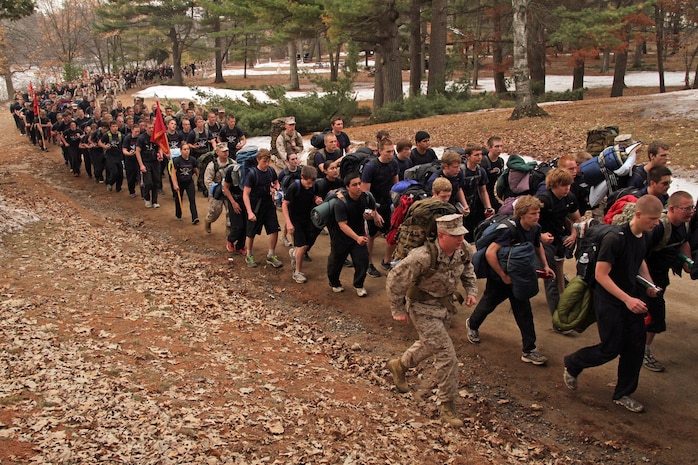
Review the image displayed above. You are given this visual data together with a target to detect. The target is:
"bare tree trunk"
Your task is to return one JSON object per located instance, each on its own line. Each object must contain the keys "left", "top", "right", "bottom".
{"left": 610, "top": 49, "right": 628, "bottom": 97}
{"left": 170, "top": 28, "right": 184, "bottom": 86}
{"left": 373, "top": 47, "right": 384, "bottom": 110}
{"left": 572, "top": 57, "right": 584, "bottom": 90}
{"left": 471, "top": 0, "right": 482, "bottom": 88}
{"left": 377, "top": 1, "right": 403, "bottom": 105}
{"left": 509, "top": 0, "right": 548, "bottom": 120}
{"left": 427, "top": 0, "right": 447, "bottom": 95}
{"left": 601, "top": 49, "right": 610, "bottom": 73}
{"left": 527, "top": 17, "right": 546, "bottom": 95}
{"left": 655, "top": 5, "right": 665, "bottom": 93}
{"left": 3, "top": 74, "right": 15, "bottom": 100}
{"left": 492, "top": 2, "right": 507, "bottom": 94}
{"left": 214, "top": 18, "right": 225, "bottom": 84}
{"left": 288, "top": 40, "right": 299, "bottom": 91}
{"left": 409, "top": 0, "right": 422, "bottom": 97}
{"left": 632, "top": 41, "right": 644, "bottom": 69}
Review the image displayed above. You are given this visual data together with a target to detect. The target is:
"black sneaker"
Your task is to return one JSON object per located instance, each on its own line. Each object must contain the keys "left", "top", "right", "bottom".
{"left": 304, "top": 252, "right": 312, "bottom": 262}
{"left": 343, "top": 259, "right": 353, "bottom": 268}
{"left": 367, "top": 264, "right": 382, "bottom": 278}
{"left": 380, "top": 260, "right": 392, "bottom": 271}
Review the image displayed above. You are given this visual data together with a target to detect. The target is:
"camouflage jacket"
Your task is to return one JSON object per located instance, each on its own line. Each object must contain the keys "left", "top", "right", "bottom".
{"left": 386, "top": 242, "right": 478, "bottom": 319}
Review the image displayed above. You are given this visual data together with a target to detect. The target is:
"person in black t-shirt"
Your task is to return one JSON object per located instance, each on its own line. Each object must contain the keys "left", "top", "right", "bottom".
{"left": 536, "top": 168, "right": 581, "bottom": 317}
{"left": 242, "top": 149, "right": 283, "bottom": 269}
{"left": 282, "top": 166, "right": 322, "bottom": 284}
{"left": 315, "top": 160, "right": 343, "bottom": 200}
{"left": 170, "top": 144, "right": 199, "bottom": 223}
{"left": 218, "top": 114, "right": 247, "bottom": 159}
{"left": 467, "top": 195, "right": 553, "bottom": 365}
{"left": 99, "top": 121, "right": 124, "bottom": 192}
{"left": 409, "top": 131, "right": 437, "bottom": 166}
{"left": 327, "top": 173, "right": 378, "bottom": 296}
{"left": 122, "top": 126, "right": 140, "bottom": 197}
{"left": 63, "top": 121, "right": 84, "bottom": 176}
{"left": 361, "top": 138, "right": 398, "bottom": 274}
{"left": 564, "top": 195, "right": 663, "bottom": 413}
{"left": 641, "top": 191, "right": 694, "bottom": 372}
{"left": 136, "top": 122, "right": 161, "bottom": 208}
{"left": 330, "top": 116, "right": 351, "bottom": 156}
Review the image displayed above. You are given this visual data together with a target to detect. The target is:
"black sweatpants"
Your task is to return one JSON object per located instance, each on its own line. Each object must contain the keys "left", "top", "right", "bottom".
{"left": 564, "top": 291, "right": 646, "bottom": 400}
{"left": 468, "top": 276, "right": 537, "bottom": 353}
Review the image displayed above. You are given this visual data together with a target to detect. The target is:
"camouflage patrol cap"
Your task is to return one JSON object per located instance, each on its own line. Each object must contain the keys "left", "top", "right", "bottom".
{"left": 436, "top": 214, "right": 468, "bottom": 236}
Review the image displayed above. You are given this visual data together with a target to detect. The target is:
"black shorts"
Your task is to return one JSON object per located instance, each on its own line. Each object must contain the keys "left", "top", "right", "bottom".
{"left": 292, "top": 221, "right": 321, "bottom": 248}
{"left": 246, "top": 202, "right": 280, "bottom": 238}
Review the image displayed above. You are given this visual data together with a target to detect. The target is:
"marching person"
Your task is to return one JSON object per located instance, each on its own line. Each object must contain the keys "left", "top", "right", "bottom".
{"left": 386, "top": 214, "right": 478, "bottom": 427}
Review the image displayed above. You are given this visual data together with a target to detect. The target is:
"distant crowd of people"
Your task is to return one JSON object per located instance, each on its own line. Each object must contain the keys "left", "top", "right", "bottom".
{"left": 11, "top": 82, "right": 698, "bottom": 426}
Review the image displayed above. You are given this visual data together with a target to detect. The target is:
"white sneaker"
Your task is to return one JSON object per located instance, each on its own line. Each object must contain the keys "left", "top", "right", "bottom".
{"left": 145, "top": 200, "right": 152, "bottom": 208}
{"left": 153, "top": 203, "right": 161, "bottom": 209}
{"left": 354, "top": 287, "right": 368, "bottom": 297}
{"left": 280, "top": 236, "right": 292, "bottom": 247}
{"left": 292, "top": 271, "right": 307, "bottom": 283}
{"left": 331, "top": 286, "right": 344, "bottom": 293}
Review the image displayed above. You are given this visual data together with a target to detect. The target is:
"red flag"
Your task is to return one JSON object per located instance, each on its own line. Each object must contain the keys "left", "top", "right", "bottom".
{"left": 28, "top": 81, "right": 34, "bottom": 96}
{"left": 33, "top": 93, "right": 40, "bottom": 117}
{"left": 150, "top": 101, "right": 170, "bottom": 157}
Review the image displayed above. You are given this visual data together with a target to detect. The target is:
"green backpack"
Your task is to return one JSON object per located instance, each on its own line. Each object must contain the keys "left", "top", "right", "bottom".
{"left": 391, "top": 198, "right": 457, "bottom": 262}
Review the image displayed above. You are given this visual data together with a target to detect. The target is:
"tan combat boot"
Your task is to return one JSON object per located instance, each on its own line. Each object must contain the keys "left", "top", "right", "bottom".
{"left": 439, "top": 401, "right": 464, "bottom": 427}
{"left": 387, "top": 359, "right": 409, "bottom": 393}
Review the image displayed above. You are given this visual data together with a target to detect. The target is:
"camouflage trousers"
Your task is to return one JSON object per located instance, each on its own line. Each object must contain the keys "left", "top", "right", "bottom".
{"left": 205, "top": 198, "right": 230, "bottom": 227}
{"left": 400, "top": 302, "right": 458, "bottom": 403}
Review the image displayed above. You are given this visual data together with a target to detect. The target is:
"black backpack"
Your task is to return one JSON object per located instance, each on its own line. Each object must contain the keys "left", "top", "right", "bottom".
{"left": 310, "top": 128, "right": 331, "bottom": 149}
{"left": 340, "top": 150, "right": 372, "bottom": 178}
{"left": 403, "top": 161, "right": 442, "bottom": 188}
{"left": 575, "top": 224, "right": 624, "bottom": 284}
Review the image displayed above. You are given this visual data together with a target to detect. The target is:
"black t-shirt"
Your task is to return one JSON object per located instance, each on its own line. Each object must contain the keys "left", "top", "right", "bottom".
{"left": 122, "top": 133, "right": 138, "bottom": 156}
{"left": 315, "top": 177, "right": 344, "bottom": 200}
{"left": 462, "top": 165, "right": 488, "bottom": 205}
{"left": 173, "top": 156, "right": 197, "bottom": 184}
{"left": 332, "top": 191, "right": 374, "bottom": 244}
{"left": 206, "top": 122, "right": 221, "bottom": 141}
{"left": 186, "top": 128, "right": 211, "bottom": 155}
{"left": 218, "top": 125, "right": 245, "bottom": 156}
{"left": 537, "top": 190, "right": 579, "bottom": 240}
{"left": 647, "top": 221, "right": 687, "bottom": 278}
{"left": 101, "top": 131, "right": 122, "bottom": 157}
{"left": 166, "top": 131, "right": 184, "bottom": 151}
{"left": 494, "top": 219, "right": 541, "bottom": 248}
{"left": 63, "top": 128, "right": 83, "bottom": 149}
{"left": 426, "top": 169, "right": 465, "bottom": 206}
{"left": 395, "top": 157, "right": 413, "bottom": 180}
{"left": 137, "top": 132, "right": 159, "bottom": 162}
{"left": 244, "top": 166, "right": 277, "bottom": 203}
{"left": 284, "top": 180, "right": 317, "bottom": 224}
{"left": 596, "top": 222, "right": 652, "bottom": 302}
{"left": 409, "top": 148, "right": 437, "bottom": 166}
{"left": 361, "top": 158, "right": 398, "bottom": 203}
{"left": 481, "top": 155, "right": 505, "bottom": 194}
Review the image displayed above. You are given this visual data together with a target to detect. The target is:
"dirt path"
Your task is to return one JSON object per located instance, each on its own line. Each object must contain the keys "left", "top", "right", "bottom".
{"left": 1, "top": 91, "right": 697, "bottom": 464}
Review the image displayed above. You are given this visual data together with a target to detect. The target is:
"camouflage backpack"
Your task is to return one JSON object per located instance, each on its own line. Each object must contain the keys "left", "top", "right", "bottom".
{"left": 269, "top": 117, "right": 287, "bottom": 157}
{"left": 586, "top": 126, "right": 619, "bottom": 156}
{"left": 391, "top": 197, "right": 457, "bottom": 262}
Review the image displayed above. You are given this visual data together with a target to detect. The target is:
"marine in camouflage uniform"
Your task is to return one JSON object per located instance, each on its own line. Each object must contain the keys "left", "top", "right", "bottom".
{"left": 386, "top": 214, "right": 478, "bottom": 427}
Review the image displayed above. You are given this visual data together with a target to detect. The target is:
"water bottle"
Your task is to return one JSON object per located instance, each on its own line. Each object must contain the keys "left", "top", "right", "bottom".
{"left": 576, "top": 252, "right": 589, "bottom": 279}
{"left": 274, "top": 190, "right": 283, "bottom": 208}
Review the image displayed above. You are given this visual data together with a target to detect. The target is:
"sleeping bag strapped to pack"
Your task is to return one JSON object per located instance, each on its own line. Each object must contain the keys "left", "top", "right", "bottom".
{"left": 310, "top": 189, "right": 376, "bottom": 230}
{"left": 472, "top": 216, "right": 538, "bottom": 299}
